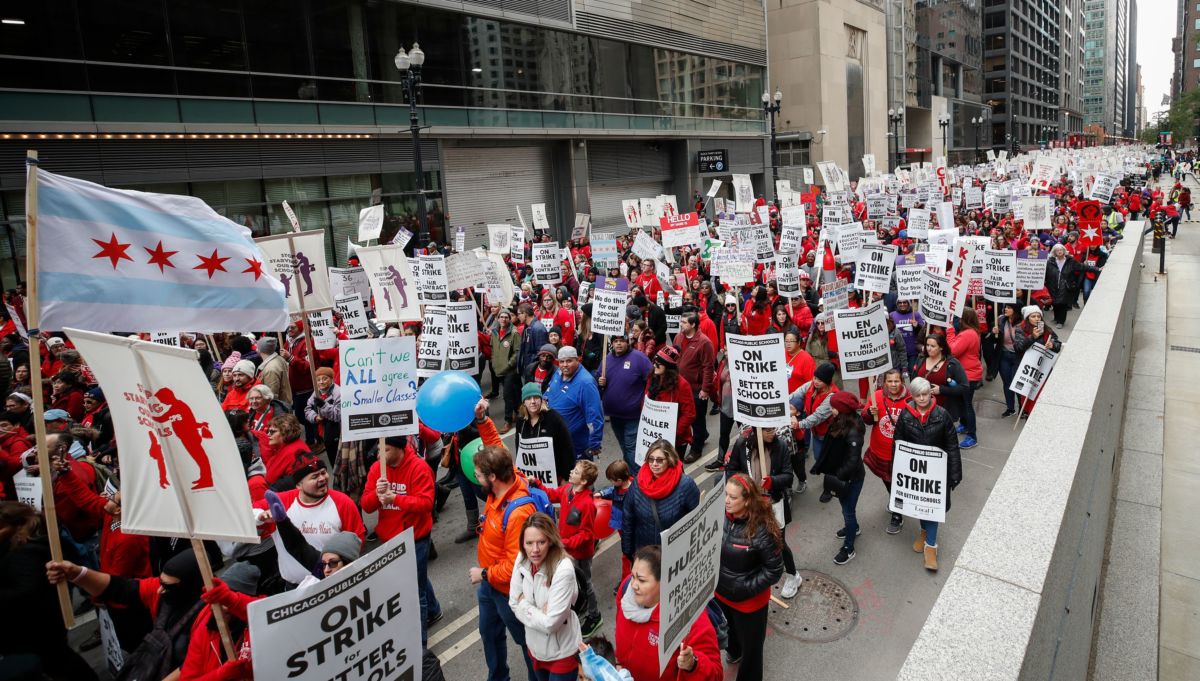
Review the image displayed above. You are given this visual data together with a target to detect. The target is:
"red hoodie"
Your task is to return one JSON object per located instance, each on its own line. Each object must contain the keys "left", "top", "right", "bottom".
{"left": 360, "top": 444, "right": 435, "bottom": 541}
{"left": 543, "top": 483, "right": 597, "bottom": 561}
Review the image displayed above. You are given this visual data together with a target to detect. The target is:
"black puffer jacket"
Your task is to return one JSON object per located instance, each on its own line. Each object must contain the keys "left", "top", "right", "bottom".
{"left": 724, "top": 432, "right": 794, "bottom": 503}
{"left": 811, "top": 420, "right": 866, "bottom": 484}
{"left": 892, "top": 402, "right": 962, "bottom": 511}
{"left": 716, "top": 514, "right": 784, "bottom": 603}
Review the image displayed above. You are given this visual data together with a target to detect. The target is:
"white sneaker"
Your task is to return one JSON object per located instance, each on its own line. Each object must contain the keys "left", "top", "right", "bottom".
{"left": 780, "top": 572, "right": 803, "bottom": 599}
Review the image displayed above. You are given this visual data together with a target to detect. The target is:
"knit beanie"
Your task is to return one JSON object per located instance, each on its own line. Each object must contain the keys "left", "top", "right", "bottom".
{"left": 233, "top": 359, "right": 257, "bottom": 378}
{"left": 221, "top": 351, "right": 242, "bottom": 371}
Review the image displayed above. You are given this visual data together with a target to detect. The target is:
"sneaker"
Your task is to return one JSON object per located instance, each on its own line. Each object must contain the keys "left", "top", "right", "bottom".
{"left": 1057, "top": 322, "right": 1065, "bottom": 329}
{"left": 955, "top": 423, "right": 966, "bottom": 434}
{"left": 703, "top": 459, "right": 725, "bottom": 472}
{"left": 1000, "top": 409, "right": 1017, "bottom": 419}
{"left": 708, "top": 404, "right": 720, "bottom": 416}
{"left": 835, "top": 527, "right": 862, "bottom": 539}
{"left": 581, "top": 614, "right": 604, "bottom": 638}
{"left": 795, "top": 479, "right": 808, "bottom": 494}
{"left": 960, "top": 436, "right": 978, "bottom": 449}
{"left": 725, "top": 653, "right": 743, "bottom": 665}
{"left": 819, "top": 490, "right": 833, "bottom": 503}
{"left": 834, "top": 547, "right": 856, "bottom": 565}
{"left": 1019, "top": 411, "right": 1030, "bottom": 420}
{"left": 886, "top": 515, "right": 904, "bottom": 535}
{"left": 426, "top": 610, "right": 444, "bottom": 627}
{"left": 779, "top": 573, "right": 803, "bottom": 599}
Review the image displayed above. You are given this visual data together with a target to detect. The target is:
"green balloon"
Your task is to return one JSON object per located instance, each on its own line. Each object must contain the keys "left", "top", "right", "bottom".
{"left": 460, "top": 438, "right": 484, "bottom": 485}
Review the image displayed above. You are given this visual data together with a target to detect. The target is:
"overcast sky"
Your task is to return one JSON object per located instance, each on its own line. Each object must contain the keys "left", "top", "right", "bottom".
{"left": 1139, "top": 0, "right": 1173, "bottom": 122}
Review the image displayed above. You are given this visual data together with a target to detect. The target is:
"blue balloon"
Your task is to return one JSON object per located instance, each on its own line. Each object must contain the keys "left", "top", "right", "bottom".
{"left": 416, "top": 371, "right": 482, "bottom": 434}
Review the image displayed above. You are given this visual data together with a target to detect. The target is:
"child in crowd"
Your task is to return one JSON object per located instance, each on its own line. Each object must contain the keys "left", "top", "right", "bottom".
{"left": 596, "top": 460, "right": 633, "bottom": 580}
{"left": 579, "top": 636, "right": 633, "bottom": 681}
{"left": 541, "top": 460, "right": 603, "bottom": 635}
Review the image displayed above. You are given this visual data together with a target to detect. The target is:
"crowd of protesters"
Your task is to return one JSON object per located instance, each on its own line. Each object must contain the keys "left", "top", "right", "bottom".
{"left": 0, "top": 145, "right": 1181, "bottom": 681}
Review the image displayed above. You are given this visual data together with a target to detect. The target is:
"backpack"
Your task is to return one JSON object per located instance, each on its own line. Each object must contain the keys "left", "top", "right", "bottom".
{"left": 117, "top": 599, "right": 204, "bottom": 681}
{"left": 619, "top": 578, "right": 729, "bottom": 651}
{"left": 500, "top": 486, "right": 555, "bottom": 530}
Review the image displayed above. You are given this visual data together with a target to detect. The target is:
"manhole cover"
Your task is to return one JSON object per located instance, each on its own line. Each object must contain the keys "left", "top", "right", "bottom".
{"left": 768, "top": 570, "right": 859, "bottom": 643}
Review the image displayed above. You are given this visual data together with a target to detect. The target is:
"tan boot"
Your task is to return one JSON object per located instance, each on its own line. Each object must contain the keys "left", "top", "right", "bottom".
{"left": 924, "top": 544, "right": 938, "bottom": 571}
{"left": 913, "top": 529, "right": 926, "bottom": 553}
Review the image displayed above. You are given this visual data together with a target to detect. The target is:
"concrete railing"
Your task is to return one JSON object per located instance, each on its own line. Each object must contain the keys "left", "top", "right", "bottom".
{"left": 898, "top": 226, "right": 1145, "bottom": 681}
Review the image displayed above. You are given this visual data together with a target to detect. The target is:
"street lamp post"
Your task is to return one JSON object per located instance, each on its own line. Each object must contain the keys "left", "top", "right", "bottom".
{"left": 762, "top": 89, "right": 782, "bottom": 203}
{"left": 972, "top": 116, "right": 984, "bottom": 163}
{"left": 888, "top": 107, "right": 904, "bottom": 171}
{"left": 395, "top": 43, "right": 429, "bottom": 251}
{"left": 937, "top": 112, "right": 951, "bottom": 163}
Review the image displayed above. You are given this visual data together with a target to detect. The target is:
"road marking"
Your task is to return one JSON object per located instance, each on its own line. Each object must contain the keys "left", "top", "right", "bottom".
{"left": 434, "top": 447, "right": 719, "bottom": 665}
{"left": 962, "top": 456, "right": 995, "bottom": 470}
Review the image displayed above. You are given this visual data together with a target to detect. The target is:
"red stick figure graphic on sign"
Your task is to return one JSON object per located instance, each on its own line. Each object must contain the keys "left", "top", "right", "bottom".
{"left": 148, "top": 431, "right": 169, "bottom": 489}
{"left": 150, "top": 387, "right": 215, "bottom": 490}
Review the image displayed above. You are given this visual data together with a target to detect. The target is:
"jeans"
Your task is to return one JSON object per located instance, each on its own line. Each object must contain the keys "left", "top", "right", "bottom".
{"left": 960, "top": 383, "right": 977, "bottom": 438}
{"left": 999, "top": 350, "right": 1019, "bottom": 411}
{"left": 457, "top": 462, "right": 482, "bottom": 514}
{"left": 839, "top": 478, "right": 865, "bottom": 551}
{"left": 718, "top": 601, "right": 769, "bottom": 681}
{"left": 478, "top": 580, "right": 537, "bottom": 681}
{"left": 502, "top": 372, "right": 521, "bottom": 424}
{"left": 575, "top": 558, "right": 601, "bottom": 625}
{"left": 415, "top": 537, "right": 441, "bottom": 646}
{"left": 920, "top": 519, "right": 939, "bottom": 547}
{"left": 534, "top": 670, "right": 578, "bottom": 681}
{"left": 1082, "top": 277, "right": 1096, "bottom": 302}
{"left": 1170, "top": 216, "right": 1181, "bottom": 237}
{"left": 1052, "top": 303, "right": 1070, "bottom": 326}
{"left": 718, "top": 412, "right": 736, "bottom": 464}
{"left": 691, "top": 393, "right": 709, "bottom": 450}
{"left": 809, "top": 432, "right": 825, "bottom": 468}
{"left": 610, "top": 417, "right": 640, "bottom": 474}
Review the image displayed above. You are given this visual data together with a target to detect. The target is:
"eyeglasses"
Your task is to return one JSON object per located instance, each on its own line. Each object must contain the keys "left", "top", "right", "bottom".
{"left": 320, "top": 559, "right": 343, "bottom": 569}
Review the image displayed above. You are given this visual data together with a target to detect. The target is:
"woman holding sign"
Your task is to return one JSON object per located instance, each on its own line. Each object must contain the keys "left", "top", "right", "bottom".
{"left": 892, "top": 378, "right": 962, "bottom": 571}
{"left": 645, "top": 347, "right": 697, "bottom": 459}
{"left": 717, "top": 475, "right": 784, "bottom": 680}
{"left": 515, "top": 384, "right": 576, "bottom": 486}
{"left": 1012, "top": 306, "right": 1063, "bottom": 417}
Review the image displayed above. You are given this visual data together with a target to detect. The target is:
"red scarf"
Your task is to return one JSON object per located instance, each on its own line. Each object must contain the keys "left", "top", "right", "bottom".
{"left": 638, "top": 461, "right": 683, "bottom": 500}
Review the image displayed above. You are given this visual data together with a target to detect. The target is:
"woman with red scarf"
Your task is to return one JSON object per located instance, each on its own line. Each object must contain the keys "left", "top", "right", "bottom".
{"left": 860, "top": 369, "right": 911, "bottom": 535}
{"left": 621, "top": 440, "right": 700, "bottom": 561}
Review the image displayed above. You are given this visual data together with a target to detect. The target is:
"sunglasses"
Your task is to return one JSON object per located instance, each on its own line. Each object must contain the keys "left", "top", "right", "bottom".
{"left": 320, "top": 559, "right": 344, "bottom": 569}
{"left": 646, "top": 456, "right": 669, "bottom": 465}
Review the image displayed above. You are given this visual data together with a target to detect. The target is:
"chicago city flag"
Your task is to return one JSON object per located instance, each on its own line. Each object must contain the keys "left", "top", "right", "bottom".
{"left": 32, "top": 165, "right": 289, "bottom": 332}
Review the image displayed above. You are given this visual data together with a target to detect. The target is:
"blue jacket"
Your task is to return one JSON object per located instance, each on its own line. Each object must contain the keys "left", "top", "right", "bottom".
{"left": 597, "top": 483, "right": 631, "bottom": 530}
{"left": 595, "top": 349, "right": 652, "bottom": 421}
{"left": 545, "top": 368, "right": 604, "bottom": 455}
{"left": 519, "top": 319, "right": 549, "bottom": 375}
{"left": 621, "top": 471, "right": 700, "bottom": 558}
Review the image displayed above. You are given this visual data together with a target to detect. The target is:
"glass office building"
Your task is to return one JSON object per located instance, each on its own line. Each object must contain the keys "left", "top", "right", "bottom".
{"left": 0, "top": 0, "right": 770, "bottom": 285}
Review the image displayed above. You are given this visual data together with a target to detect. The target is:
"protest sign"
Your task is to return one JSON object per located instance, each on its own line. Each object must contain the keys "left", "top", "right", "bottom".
{"left": 307, "top": 311, "right": 337, "bottom": 350}
{"left": 1088, "top": 173, "right": 1119, "bottom": 203}
{"left": 1028, "top": 156, "right": 1061, "bottom": 192}
{"left": 965, "top": 186, "right": 983, "bottom": 209}
{"left": 531, "top": 242, "right": 562, "bottom": 286}
{"left": 854, "top": 244, "right": 897, "bottom": 294}
{"left": 707, "top": 179, "right": 722, "bottom": 197}
{"left": 1010, "top": 344, "right": 1058, "bottom": 400}
{"left": 417, "top": 306, "right": 447, "bottom": 378}
{"left": 67, "top": 329, "right": 258, "bottom": 542}
{"left": 151, "top": 333, "right": 180, "bottom": 347}
{"left": 445, "top": 252, "right": 485, "bottom": 291}
{"left": 572, "top": 213, "right": 590, "bottom": 241}
{"left": 833, "top": 302, "right": 892, "bottom": 379}
{"left": 714, "top": 247, "right": 756, "bottom": 285}
{"left": 356, "top": 204, "right": 385, "bottom": 242}
{"left": 907, "top": 208, "right": 931, "bottom": 239}
{"left": 775, "top": 252, "right": 800, "bottom": 297}
{"left": 98, "top": 607, "right": 124, "bottom": 674}
{"left": 836, "top": 222, "right": 867, "bottom": 261}
{"left": 591, "top": 236, "right": 619, "bottom": 268}
{"left": 920, "top": 270, "right": 953, "bottom": 327}
{"left": 726, "top": 333, "right": 789, "bottom": 427}
{"left": 819, "top": 279, "right": 853, "bottom": 311}
{"left": 659, "top": 194, "right": 679, "bottom": 217}
{"left": 866, "top": 195, "right": 889, "bottom": 219}
{"left": 889, "top": 441, "right": 948, "bottom": 523}
{"left": 779, "top": 206, "right": 806, "bottom": 253}
{"left": 480, "top": 251, "right": 513, "bottom": 306}
{"left": 935, "top": 201, "right": 956, "bottom": 231}
{"left": 732, "top": 174, "right": 754, "bottom": 212}
{"left": 446, "top": 301, "right": 479, "bottom": 373}
{"left": 328, "top": 266, "right": 372, "bottom": 302}
{"left": 817, "top": 161, "right": 847, "bottom": 192}
{"left": 355, "top": 246, "right": 419, "bottom": 323}
{"left": 632, "top": 231, "right": 663, "bottom": 262}
{"left": 488, "top": 224, "right": 511, "bottom": 253}
{"left": 591, "top": 277, "right": 629, "bottom": 336}
{"left": 390, "top": 226, "right": 412, "bottom": 250}
{"left": 982, "top": 248, "right": 1017, "bottom": 303}
{"left": 743, "top": 224, "right": 775, "bottom": 263}
{"left": 947, "top": 239, "right": 981, "bottom": 317}
{"left": 1021, "top": 196, "right": 1053, "bottom": 230}
{"left": 510, "top": 223, "right": 531, "bottom": 265}
{"left": 335, "top": 294, "right": 370, "bottom": 339}
{"left": 256, "top": 230, "right": 334, "bottom": 313}
{"left": 660, "top": 212, "right": 703, "bottom": 249}
{"left": 639, "top": 197, "right": 660, "bottom": 228}
{"left": 895, "top": 253, "right": 926, "bottom": 300}
{"left": 516, "top": 436, "right": 558, "bottom": 485}
{"left": 249, "top": 529, "right": 422, "bottom": 681}
{"left": 4, "top": 301, "right": 26, "bottom": 339}
{"left": 11, "top": 468, "right": 41, "bottom": 511}
{"left": 658, "top": 479, "right": 724, "bottom": 674}
{"left": 622, "top": 199, "right": 641, "bottom": 231}
{"left": 339, "top": 336, "right": 418, "bottom": 440}
{"left": 925, "top": 243, "right": 949, "bottom": 274}
{"left": 1014, "top": 249, "right": 1049, "bottom": 290}
{"left": 636, "top": 398, "right": 679, "bottom": 466}
{"left": 531, "top": 203, "right": 551, "bottom": 232}
{"left": 416, "top": 254, "right": 449, "bottom": 305}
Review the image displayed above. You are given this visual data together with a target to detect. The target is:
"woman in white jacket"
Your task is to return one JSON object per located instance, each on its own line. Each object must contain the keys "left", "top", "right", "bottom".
{"left": 510, "top": 512, "right": 584, "bottom": 680}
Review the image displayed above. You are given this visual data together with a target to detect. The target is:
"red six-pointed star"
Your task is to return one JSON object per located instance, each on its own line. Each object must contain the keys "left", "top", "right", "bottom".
{"left": 145, "top": 240, "right": 178, "bottom": 273}
{"left": 193, "top": 249, "right": 230, "bottom": 279}
{"left": 242, "top": 257, "right": 264, "bottom": 281}
{"left": 92, "top": 232, "right": 134, "bottom": 269}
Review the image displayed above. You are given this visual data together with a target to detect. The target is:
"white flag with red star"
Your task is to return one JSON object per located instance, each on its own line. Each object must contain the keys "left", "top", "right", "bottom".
{"left": 33, "top": 166, "right": 288, "bottom": 332}
{"left": 67, "top": 328, "right": 259, "bottom": 542}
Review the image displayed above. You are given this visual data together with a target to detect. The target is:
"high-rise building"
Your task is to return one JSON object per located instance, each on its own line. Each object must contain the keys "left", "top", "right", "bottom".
{"left": 1060, "top": 0, "right": 1087, "bottom": 144}
{"left": 982, "top": 0, "right": 1062, "bottom": 153}
{"left": 0, "top": 0, "right": 772, "bottom": 285}
{"left": 1083, "top": 0, "right": 1132, "bottom": 141}
{"left": 1123, "top": 0, "right": 1137, "bottom": 138}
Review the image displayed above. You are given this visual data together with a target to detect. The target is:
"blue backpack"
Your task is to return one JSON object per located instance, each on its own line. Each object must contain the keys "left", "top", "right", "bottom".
{"left": 501, "top": 486, "right": 555, "bottom": 530}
